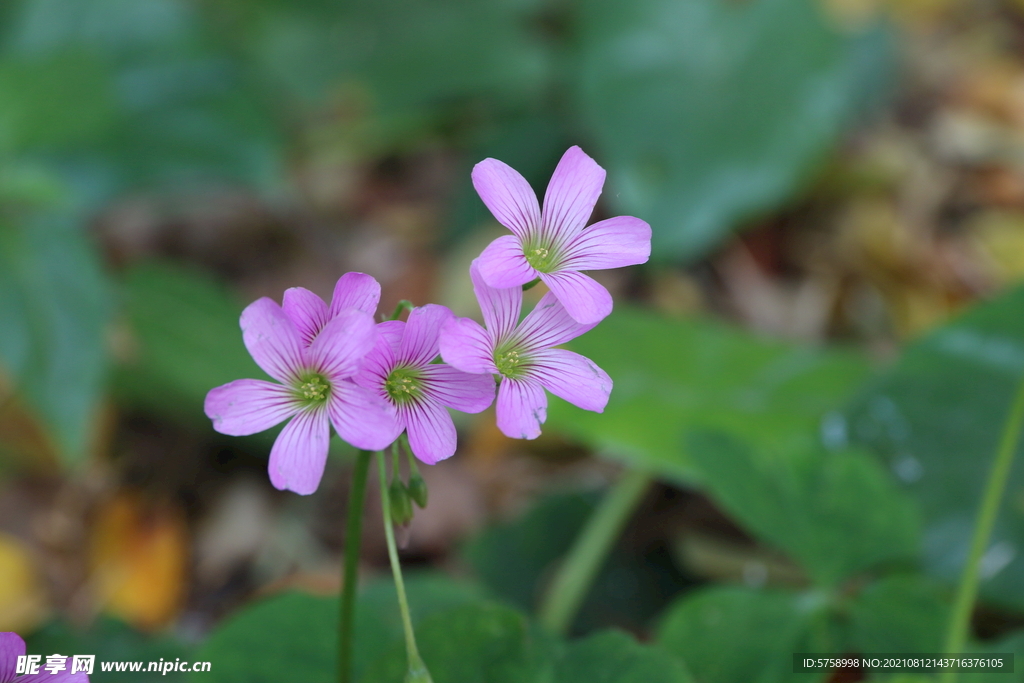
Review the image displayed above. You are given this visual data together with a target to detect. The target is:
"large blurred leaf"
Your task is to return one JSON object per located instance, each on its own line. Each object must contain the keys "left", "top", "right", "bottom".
{"left": 195, "top": 575, "right": 484, "bottom": 683}
{"left": 844, "top": 283, "right": 1024, "bottom": 609}
{"left": 845, "top": 575, "right": 949, "bottom": 654}
{"left": 687, "top": 432, "right": 919, "bottom": 586}
{"left": 26, "top": 617, "right": 192, "bottom": 683}
{"left": 546, "top": 307, "right": 868, "bottom": 485}
{"left": 360, "top": 602, "right": 554, "bottom": 683}
{"left": 0, "top": 219, "right": 110, "bottom": 463}
{"left": 112, "top": 262, "right": 261, "bottom": 424}
{"left": 656, "top": 586, "right": 830, "bottom": 683}
{"left": 239, "top": 0, "right": 548, "bottom": 121}
{"left": 575, "top": 0, "right": 892, "bottom": 261}
{"left": 462, "top": 489, "right": 691, "bottom": 634}
{"left": 2, "top": 0, "right": 285, "bottom": 199}
{"left": 554, "top": 630, "right": 693, "bottom": 683}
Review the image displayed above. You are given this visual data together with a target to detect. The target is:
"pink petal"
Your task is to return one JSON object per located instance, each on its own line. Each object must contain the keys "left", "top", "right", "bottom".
{"left": 205, "top": 379, "right": 299, "bottom": 436}
{"left": 477, "top": 235, "right": 538, "bottom": 289}
{"left": 282, "top": 287, "right": 330, "bottom": 346}
{"left": 241, "top": 297, "right": 306, "bottom": 383}
{"left": 541, "top": 146, "right": 606, "bottom": 245}
{"left": 439, "top": 317, "right": 497, "bottom": 375}
{"left": 328, "top": 380, "right": 402, "bottom": 451}
{"left": 514, "top": 291, "right": 596, "bottom": 352}
{"left": 540, "top": 271, "right": 612, "bottom": 325}
{"left": 561, "top": 216, "right": 652, "bottom": 271}
{"left": 470, "top": 259, "right": 521, "bottom": 343}
{"left": 472, "top": 158, "right": 541, "bottom": 239}
{"left": 496, "top": 378, "right": 547, "bottom": 440}
{"left": 530, "top": 349, "right": 611, "bottom": 412}
{"left": 398, "top": 304, "right": 453, "bottom": 367}
{"left": 307, "top": 308, "right": 378, "bottom": 380}
{"left": 351, "top": 320, "right": 403, "bottom": 392}
{"left": 17, "top": 656, "right": 90, "bottom": 683}
{"left": 328, "top": 272, "right": 382, "bottom": 318}
{"left": 268, "top": 409, "right": 330, "bottom": 495}
{"left": 0, "top": 632, "right": 25, "bottom": 683}
{"left": 400, "top": 399, "right": 457, "bottom": 465}
{"left": 421, "top": 364, "right": 496, "bottom": 413}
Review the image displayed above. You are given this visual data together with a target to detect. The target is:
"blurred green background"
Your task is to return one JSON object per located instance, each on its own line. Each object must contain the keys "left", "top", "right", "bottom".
{"left": 2, "top": 0, "right": 1024, "bottom": 680}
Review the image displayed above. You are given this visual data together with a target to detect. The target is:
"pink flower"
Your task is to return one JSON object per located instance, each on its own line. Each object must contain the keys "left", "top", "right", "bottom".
{"left": 0, "top": 632, "right": 88, "bottom": 681}
{"left": 353, "top": 304, "right": 496, "bottom": 464}
{"left": 473, "top": 146, "right": 651, "bottom": 325}
{"left": 204, "top": 274, "right": 399, "bottom": 495}
{"left": 439, "top": 260, "right": 612, "bottom": 439}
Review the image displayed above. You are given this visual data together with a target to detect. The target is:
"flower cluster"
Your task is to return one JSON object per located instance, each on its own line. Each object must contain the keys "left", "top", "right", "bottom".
{"left": 205, "top": 146, "right": 651, "bottom": 494}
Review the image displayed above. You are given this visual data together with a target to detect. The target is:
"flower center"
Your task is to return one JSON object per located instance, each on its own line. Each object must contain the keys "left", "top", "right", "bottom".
{"left": 523, "top": 240, "right": 557, "bottom": 272}
{"left": 295, "top": 373, "right": 331, "bottom": 407}
{"left": 385, "top": 366, "right": 423, "bottom": 405}
{"left": 495, "top": 348, "right": 525, "bottom": 379}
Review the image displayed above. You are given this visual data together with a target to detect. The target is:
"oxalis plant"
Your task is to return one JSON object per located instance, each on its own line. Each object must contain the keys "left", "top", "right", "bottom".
{"left": 200, "top": 145, "right": 1022, "bottom": 683}
{"left": 203, "top": 146, "right": 652, "bottom": 683}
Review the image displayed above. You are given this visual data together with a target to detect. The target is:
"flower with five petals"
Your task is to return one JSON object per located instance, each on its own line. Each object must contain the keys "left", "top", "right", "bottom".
{"left": 353, "top": 304, "right": 496, "bottom": 464}
{"left": 473, "top": 146, "right": 651, "bottom": 325}
{"left": 204, "top": 278, "right": 399, "bottom": 495}
{"left": 439, "top": 260, "right": 612, "bottom": 439}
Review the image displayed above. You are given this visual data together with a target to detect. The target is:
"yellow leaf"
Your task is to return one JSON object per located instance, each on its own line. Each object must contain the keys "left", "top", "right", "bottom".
{"left": 90, "top": 493, "right": 187, "bottom": 630}
{"left": 0, "top": 532, "right": 49, "bottom": 632}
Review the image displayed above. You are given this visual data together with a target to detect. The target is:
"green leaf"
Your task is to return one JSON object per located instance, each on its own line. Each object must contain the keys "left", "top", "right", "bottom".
{"left": 25, "top": 617, "right": 193, "bottom": 683}
{"left": 352, "top": 575, "right": 487, "bottom": 682}
{"left": 845, "top": 575, "right": 949, "bottom": 654}
{"left": 240, "top": 0, "right": 548, "bottom": 121}
{"left": 545, "top": 307, "right": 868, "bottom": 485}
{"left": 0, "top": 219, "right": 110, "bottom": 463}
{"left": 112, "top": 262, "right": 262, "bottom": 425}
{"left": 360, "top": 601, "right": 555, "bottom": 683}
{"left": 844, "top": 283, "right": 1024, "bottom": 609}
{"left": 687, "top": 432, "right": 920, "bottom": 586}
{"left": 463, "top": 491, "right": 599, "bottom": 613}
{"left": 656, "top": 586, "right": 830, "bottom": 683}
{"left": 574, "top": 0, "right": 892, "bottom": 261}
{"left": 3, "top": 0, "right": 285, "bottom": 196}
{"left": 193, "top": 575, "right": 484, "bottom": 683}
{"left": 193, "top": 592, "right": 336, "bottom": 683}
{"left": 554, "top": 630, "right": 693, "bottom": 683}
{"left": 462, "top": 490, "right": 690, "bottom": 634}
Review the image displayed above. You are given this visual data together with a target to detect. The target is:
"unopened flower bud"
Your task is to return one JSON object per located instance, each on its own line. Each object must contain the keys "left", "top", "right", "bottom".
{"left": 389, "top": 479, "right": 413, "bottom": 526}
{"left": 407, "top": 473, "right": 428, "bottom": 509}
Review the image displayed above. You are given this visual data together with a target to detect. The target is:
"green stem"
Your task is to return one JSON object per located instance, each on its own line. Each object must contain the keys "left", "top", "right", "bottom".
{"left": 338, "top": 450, "right": 372, "bottom": 683}
{"left": 390, "top": 299, "right": 414, "bottom": 321}
{"left": 522, "top": 278, "right": 541, "bottom": 291}
{"left": 940, "top": 377, "right": 1024, "bottom": 683}
{"left": 538, "top": 469, "right": 651, "bottom": 635}
{"left": 377, "top": 451, "right": 432, "bottom": 683}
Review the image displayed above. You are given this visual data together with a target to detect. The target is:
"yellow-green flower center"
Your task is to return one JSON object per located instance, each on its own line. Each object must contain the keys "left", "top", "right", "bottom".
{"left": 495, "top": 348, "right": 525, "bottom": 379}
{"left": 295, "top": 373, "right": 330, "bottom": 407}
{"left": 523, "top": 240, "right": 557, "bottom": 272}
{"left": 385, "top": 366, "right": 423, "bottom": 405}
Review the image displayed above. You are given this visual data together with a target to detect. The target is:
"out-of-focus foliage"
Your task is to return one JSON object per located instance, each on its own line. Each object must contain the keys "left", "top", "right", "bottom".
{"left": 112, "top": 262, "right": 262, "bottom": 425}
{"left": 463, "top": 490, "right": 689, "bottom": 633}
{"left": 546, "top": 307, "right": 867, "bottom": 484}
{"left": 195, "top": 576, "right": 486, "bottom": 683}
{"left": 845, "top": 283, "right": 1024, "bottom": 609}
{"left": 27, "top": 617, "right": 193, "bottom": 683}
{"left": 687, "top": 432, "right": 919, "bottom": 586}
{"left": 0, "top": 220, "right": 109, "bottom": 463}
{"left": 0, "top": 532, "right": 47, "bottom": 632}
{"left": 657, "top": 586, "right": 830, "bottom": 683}
{"left": 89, "top": 493, "right": 188, "bottom": 630}
{"left": 576, "top": 0, "right": 892, "bottom": 261}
